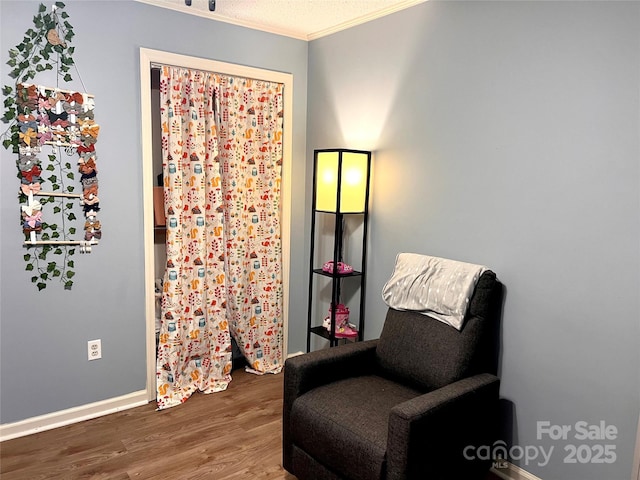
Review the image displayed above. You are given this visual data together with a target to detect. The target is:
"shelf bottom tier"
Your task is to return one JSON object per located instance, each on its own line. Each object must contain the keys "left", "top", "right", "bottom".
{"left": 309, "top": 325, "right": 359, "bottom": 342}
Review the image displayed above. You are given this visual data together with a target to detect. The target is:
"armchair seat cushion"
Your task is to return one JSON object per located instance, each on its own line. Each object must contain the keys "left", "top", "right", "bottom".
{"left": 291, "top": 375, "right": 422, "bottom": 480}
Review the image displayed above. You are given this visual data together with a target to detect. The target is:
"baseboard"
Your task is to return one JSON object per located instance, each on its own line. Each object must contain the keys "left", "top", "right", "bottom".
{"left": 491, "top": 462, "right": 543, "bottom": 480}
{"left": 0, "top": 390, "right": 148, "bottom": 442}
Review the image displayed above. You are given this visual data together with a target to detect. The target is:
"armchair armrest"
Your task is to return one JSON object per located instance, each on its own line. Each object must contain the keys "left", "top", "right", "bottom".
{"left": 284, "top": 339, "right": 378, "bottom": 398}
{"left": 282, "top": 339, "right": 378, "bottom": 472}
{"left": 386, "top": 372, "right": 500, "bottom": 480}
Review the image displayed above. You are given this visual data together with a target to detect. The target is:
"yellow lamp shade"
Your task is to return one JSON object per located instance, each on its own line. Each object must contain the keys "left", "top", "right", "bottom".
{"left": 315, "top": 150, "right": 370, "bottom": 213}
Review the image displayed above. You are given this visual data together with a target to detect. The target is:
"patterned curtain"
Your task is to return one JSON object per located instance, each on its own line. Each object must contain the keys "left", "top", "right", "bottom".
{"left": 215, "top": 75, "right": 284, "bottom": 375}
{"left": 156, "top": 66, "right": 284, "bottom": 410}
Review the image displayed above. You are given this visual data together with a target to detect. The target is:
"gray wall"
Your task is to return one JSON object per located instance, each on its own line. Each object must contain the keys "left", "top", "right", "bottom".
{"left": 0, "top": 0, "right": 309, "bottom": 422}
{"left": 307, "top": 2, "right": 639, "bottom": 479}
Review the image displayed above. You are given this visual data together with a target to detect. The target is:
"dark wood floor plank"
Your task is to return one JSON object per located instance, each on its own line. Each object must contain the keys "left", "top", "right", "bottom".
{"left": 0, "top": 369, "right": 290, "bottom": 480}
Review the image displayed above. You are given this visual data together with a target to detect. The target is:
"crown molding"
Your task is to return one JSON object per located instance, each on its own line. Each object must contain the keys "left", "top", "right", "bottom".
{"left": 135, "top": 0, "right": 427, "bottom": 41}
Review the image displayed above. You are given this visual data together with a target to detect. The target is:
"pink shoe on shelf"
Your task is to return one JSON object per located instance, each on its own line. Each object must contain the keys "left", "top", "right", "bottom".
{"left": 323, "top": 303, "right": 349, "bottom": 329}
{"left": 322, "top": 261, "right": 354, "bottom": 274}
{"left": 334, "top": 321, "right": 358, "bottom": 339}
{"left": 322, "top": 303, "right": 358, "bottom": 338}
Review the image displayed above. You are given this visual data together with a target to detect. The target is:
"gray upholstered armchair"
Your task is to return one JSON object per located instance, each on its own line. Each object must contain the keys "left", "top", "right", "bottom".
{"left": 283, "top": 264, "right": 503, "bottom": 480}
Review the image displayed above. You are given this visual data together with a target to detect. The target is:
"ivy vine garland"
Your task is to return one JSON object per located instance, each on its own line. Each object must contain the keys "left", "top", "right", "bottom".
{"left": 2, "top": 2, "right": 102, "bottom": 290}
{"left": 2, "top": 2, "right": 75, "bottom": 133}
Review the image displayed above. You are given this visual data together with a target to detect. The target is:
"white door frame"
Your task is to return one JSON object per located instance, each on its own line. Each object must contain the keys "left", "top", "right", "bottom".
{"left": 633, "top": 415, "right": 640, "bottom": 480}
{"left": 139, "top": 47, "right": 293, "bottom": 401}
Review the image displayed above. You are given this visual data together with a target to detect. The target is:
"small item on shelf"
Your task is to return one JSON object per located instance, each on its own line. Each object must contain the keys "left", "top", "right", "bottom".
{"left": 322, "top": 303, "right": 358, "bottom": 338}
{"left": 322, "top": 260, "right": 353, "bottom": 274}
{"left": 153, "top": 186, "right": 166, "bottom": 226}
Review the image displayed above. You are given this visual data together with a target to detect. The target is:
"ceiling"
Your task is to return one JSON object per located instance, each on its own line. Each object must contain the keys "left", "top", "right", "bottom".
{"left": 136, "top": 0, "right": 426, "bottom": 40}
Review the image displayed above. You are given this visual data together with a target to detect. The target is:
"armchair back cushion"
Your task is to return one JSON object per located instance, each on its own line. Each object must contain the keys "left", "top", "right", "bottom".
{"left": 375, "top": 270, "right": 499, "bottom": 392}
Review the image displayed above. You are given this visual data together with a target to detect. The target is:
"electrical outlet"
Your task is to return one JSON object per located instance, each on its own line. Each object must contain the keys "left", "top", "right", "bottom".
{"left": 88, "top": 339, "right": 102, "bottom": 361}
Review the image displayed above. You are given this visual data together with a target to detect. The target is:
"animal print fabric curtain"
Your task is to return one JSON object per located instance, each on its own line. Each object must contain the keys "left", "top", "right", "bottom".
{"left": 156, "top": 66, "right": 284, "bottom": 410}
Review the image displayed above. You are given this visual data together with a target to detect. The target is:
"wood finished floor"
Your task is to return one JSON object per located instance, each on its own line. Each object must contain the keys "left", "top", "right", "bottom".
{"left": 0, "top": 368, "right": 504, "bottom": 480}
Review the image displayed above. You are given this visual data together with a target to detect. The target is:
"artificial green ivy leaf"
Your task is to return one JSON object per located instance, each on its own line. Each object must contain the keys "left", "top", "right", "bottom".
{"left": 63, "top": 73, "right": 72, "bottom": 82}
{"left": 48, "top": 174, "right": 57, "bottom": 183}
{"left": 69, "top": 249, "right": 75, "bottom": 255}
{"left": 26, "top": 263, "right": 34, "bottom": 271}
{"left": 53, "top": 206, "right": 61, "bottom": 214}
{"left": 41, "top": 233, "right": 50, "bottom": 241}
{"left": 68, "top": 227, "right": 76, "bottom": 235}
{"left": 64, "top": 280, "right": 73, "bottom": 290}
{"left": 24, "top": 254, "right": 31, "bottom": 261}
{"left": 51, "top": 231, "right": 60, "bottom": 239}
{"left": 32, "top": 276, "right": 38, "bottom": 283}
{"left": 39, "top": 4, "right": 47, "bottom": 13}
{"left": 53, "top": 269, "right": 61, "bottom": 277}
{"left": 55, "top": 2, "right": 66, "bottom": 8}
{"left": 40, "top": 272, "right": 49, "bottom": 280}
{"left": 36, "top": 64, "right": 44, "bottom": 72}
{"left": 52, "top": 183, "right": 60, "bottom": 191}
{"left": 54, "top": 248, "right": 62, "bottom": 255}
{"left": 66, "top": 172, "right": 74, "bottom": 179}
{"left": 37, "top": 282, "right": 47, "bottom": 291}
{"left": 67, "top": 185, "right": 74, "bottom": 192}
{"left": 67, "top": 213, "right": 76, "bottom": 221}
{"left": 66, "top": 271, "right": 75, "bottom": 278}
{"left": 2, "top": 111, "right": 16, "bottom": 123}
{"left": 47, "top": 262, "right": 56, "bottom": 272}
{"left": 64, "top": 162, "right": 71, "bottom": 169}
{"left": 67, "top": 260, "right": 74, "bottom": 268}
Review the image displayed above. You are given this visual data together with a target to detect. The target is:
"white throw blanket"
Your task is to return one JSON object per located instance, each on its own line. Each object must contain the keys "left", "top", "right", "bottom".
{"left": 381, "top": 253, "right": 487, "bottom": 330}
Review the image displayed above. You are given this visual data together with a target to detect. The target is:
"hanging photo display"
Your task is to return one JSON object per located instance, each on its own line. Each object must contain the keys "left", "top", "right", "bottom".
{"left": 16, "top": 82, "right": 102, "bottom": 245}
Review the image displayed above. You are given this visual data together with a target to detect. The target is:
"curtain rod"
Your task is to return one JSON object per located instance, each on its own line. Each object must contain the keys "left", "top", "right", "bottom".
{"left": 150, "top": 62, "right": 215, "bottom": 72}
{"left": 148, "top": 63, "right": 283, "bottom": 86}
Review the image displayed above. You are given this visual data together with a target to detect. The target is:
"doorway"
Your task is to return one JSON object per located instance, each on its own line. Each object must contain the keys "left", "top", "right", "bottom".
{"left": 139, "top": 48, "right": 293, "bottom": 401}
